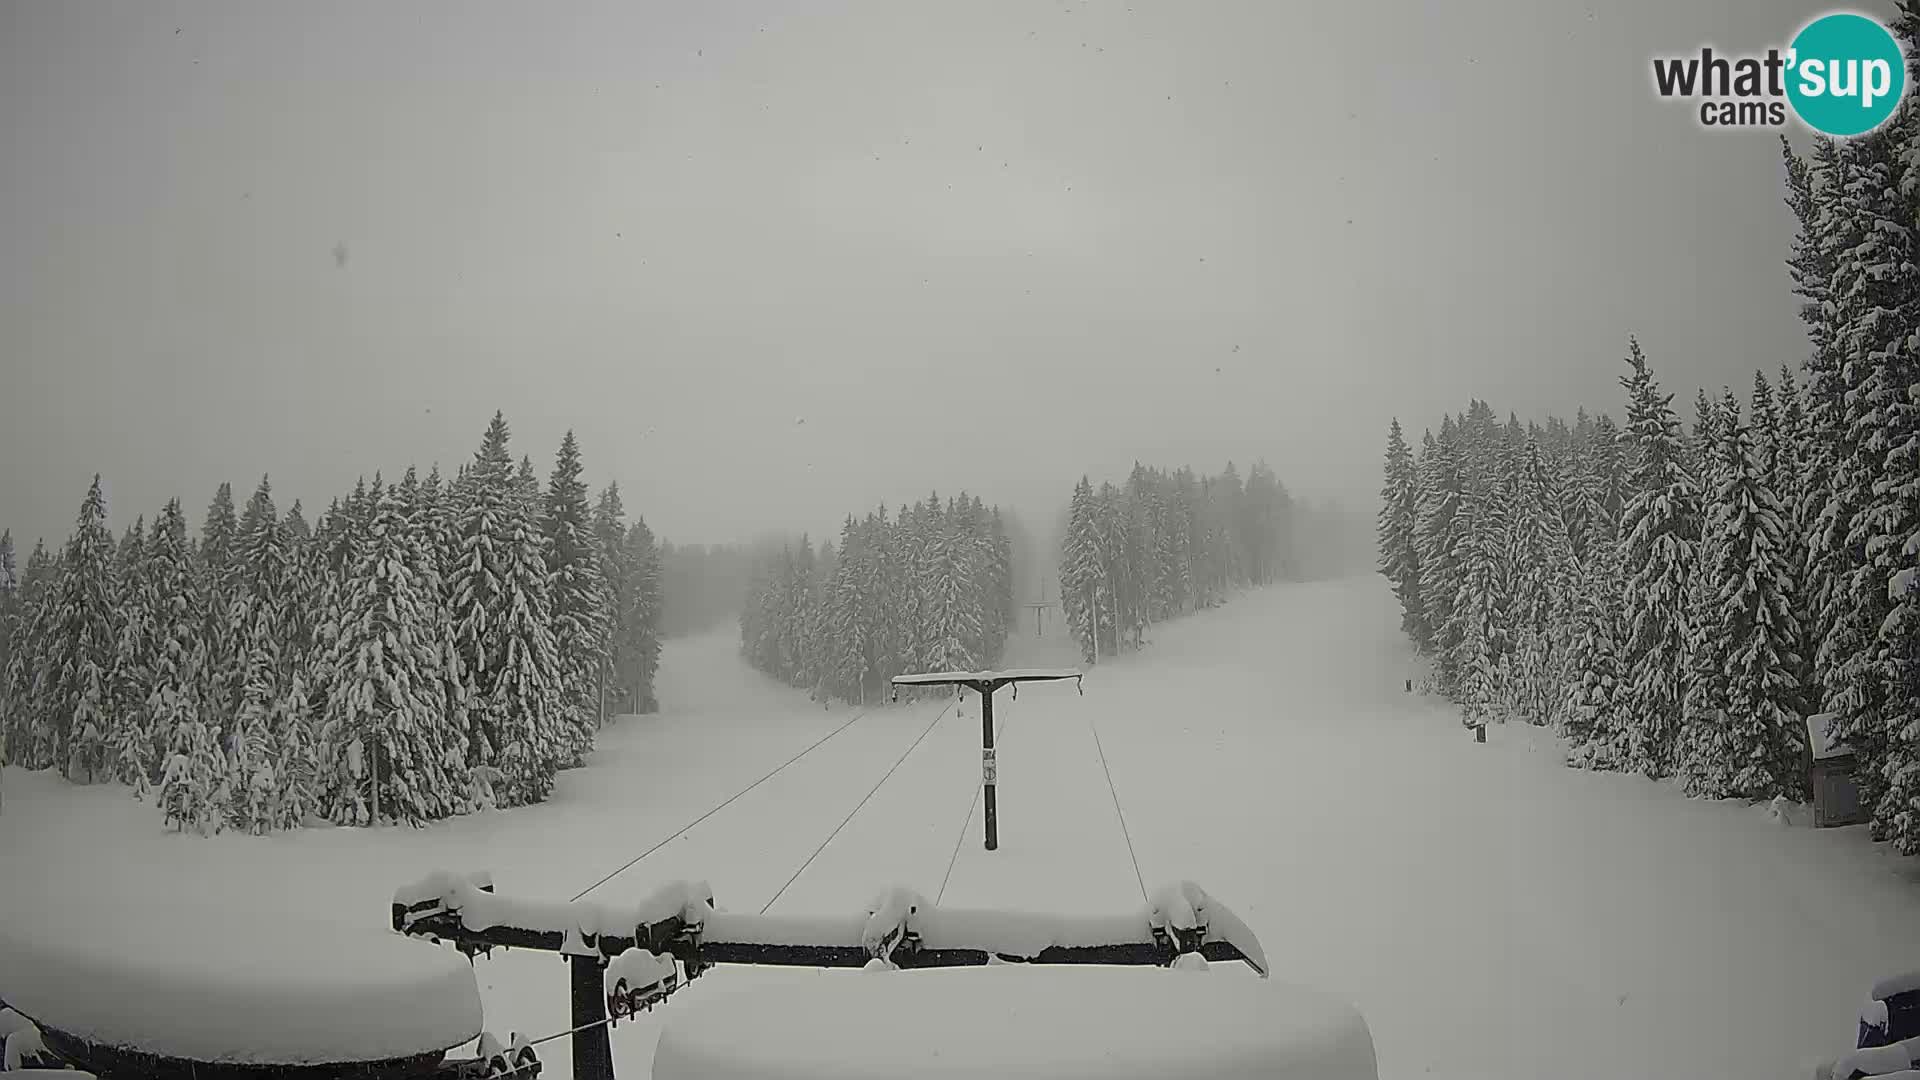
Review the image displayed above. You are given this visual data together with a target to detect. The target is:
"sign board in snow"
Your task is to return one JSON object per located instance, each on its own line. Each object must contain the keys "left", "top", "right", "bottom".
{"left": 982, "top": 748, "right": 996, "bottom": 784}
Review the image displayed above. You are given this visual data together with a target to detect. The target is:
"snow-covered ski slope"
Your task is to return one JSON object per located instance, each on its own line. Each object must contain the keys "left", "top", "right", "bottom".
{"left": 5, "top": 575, "right": 1920, "bottom": 1079}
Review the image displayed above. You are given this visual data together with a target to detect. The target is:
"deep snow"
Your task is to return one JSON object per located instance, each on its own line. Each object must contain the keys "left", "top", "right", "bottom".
{"left": 2, "top": 576, "right": 1918, "bottom": 1078}
{"left": 648, "top": 965, "right": 1375, "bottom": 1080}
{"left": 0, "top": 894, "right": 481, "bottom": 1065}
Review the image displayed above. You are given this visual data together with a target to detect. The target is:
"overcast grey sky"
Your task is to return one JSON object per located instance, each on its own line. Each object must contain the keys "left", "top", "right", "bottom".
{"left": 0, "top": 0, "right": 1850, "bottom": 554}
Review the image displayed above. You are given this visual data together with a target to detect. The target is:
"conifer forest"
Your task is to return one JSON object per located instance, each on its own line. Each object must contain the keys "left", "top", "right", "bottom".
{"left": 0, "top": 413, "right": 667, "bottom": 832}
{"left": 1377, "top": 127, "right": 1920, "bottom": 855}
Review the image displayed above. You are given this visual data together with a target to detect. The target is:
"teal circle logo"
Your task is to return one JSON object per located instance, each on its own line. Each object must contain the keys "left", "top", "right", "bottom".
{"left": 1787, "top": 13, "right": 1906, "bottom": 136}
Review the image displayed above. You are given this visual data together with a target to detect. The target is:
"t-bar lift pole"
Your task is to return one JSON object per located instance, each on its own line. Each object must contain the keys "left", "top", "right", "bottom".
{"left": 891, "top": 669, "right": 1084, "bottom": 850}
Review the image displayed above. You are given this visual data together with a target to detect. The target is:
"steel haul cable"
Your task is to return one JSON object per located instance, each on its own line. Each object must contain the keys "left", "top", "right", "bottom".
{"left": 570, "top": 704, "right": 881, "bottom": 902}
{"left": 1087, "top": 709, "right": 1149, "bottom": 906}
{"left": 760, "top": 698, "right": 957, "bottom": 914}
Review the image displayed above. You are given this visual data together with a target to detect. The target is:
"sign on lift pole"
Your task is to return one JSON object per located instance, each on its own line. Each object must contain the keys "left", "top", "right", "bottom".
{"left": 891, "top": 668, "right": 1083, "bottom": 850}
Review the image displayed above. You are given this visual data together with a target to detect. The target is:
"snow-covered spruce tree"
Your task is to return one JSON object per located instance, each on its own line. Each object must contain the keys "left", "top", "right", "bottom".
{"left": 1790, "top": 138, "right": 1851, "bottom": 719}
{"left": 1685, "top": 388, "right": 1716, "bottom": 487}
{"left": 1694, "top": 389, "right": 1807, "bottom": 801}
{"left": 1557, "top": 413, "right": 1598, "bottom": 565}
{"left": 159, "top": 688, "right": 227, "bottom": 836}
{"left": 1156, "top": 478, "right": 1192, "bottom": 621}
{"left": 2, "top": 540, "right": 55, "bottom": 762}
{"left": 260, "top": 494, "right": 325, "bottom": 830}
{"left": 226, "top": 476, "right": 295, "bottom": 832}
{"left": 0, "top": 529, "right": 15, "bottom": 776}
{"left": 1677, "top": 391, "right": 1731, "bottom": 797}
{"left": 787, "top": 535, "right": 818, "bottom": 689}
{"left": 1768, "top": 365, "right": 1820, "bottom": 702}
{"left": 318, "top": 475, "right": 463, "bottom": 826}
{"left": 1378, "top": 419, "right": 1426, "bottom": 648}
{"left": 449, "top": 414, "right": 565, "bottom": 806}
{"left": 106, "top": 515, "right": 159, "bottom": 793}
{"left": 1122, "top": 467, "right": 1159, "bottom": 643}
{"left": 144, "top": 500, "right": 220, "bottom": 831}
{"left": 423, "top": 465, "right": 475, "bottom": 740}
{"left": 986, "top": 506, "right": 1015, "bottom": 661}
{"left": 1561, "top": 541, "right": 1629, "bottom": 768}
{"left": 285, "top": 500, "right": 311, "bottom": 544}
{"left": 267, "top": 661, "right": 321, "bottom": 830}
{"left": 1060, "top": 477, "right": 1103, "bottom": 663}
{"left": 1415, "top": 421, "right": 1465, "bottom": 691}
{"left": 24, "top": 476, "right": 120, "bottom": 782}
{"left": 543, "top": 432, "right": 610, "bottom": 760}
{"left": 295, "top": 494, "right": 355, "bottom": 820}
{"left": 227, "top": 610, "right": 281, "bottom": 831}
{"left": 197, "top": 481, "right": 241, "bottom": 741}
{"left": 1589, "top": 412, "right": 1629, "bottom": 545}
{"left": 1502, "top": 434, "right": 1573, "bottom": 726}
{"left": 1822, "top": 128, "right": 1919, "bottom": 832}
{"left": 923, "top": 519, "right": 983, "bottom": 675}
{"left": 621, "top": 515, "right": 663, "bottom": 713}
{"left": 1869, "top": 91, "right": 1920, "bottom": 850}
{"left": 0, "top": 531, "right": 15, "bottom": 703}
{"left": 1616, "top": 339, "right": 1700, "bottom": 780}
{"left": 738, "top": 555, "right": 772, "bottom": 672}
{"left": 115, "top": 518, "right": 143, "bottom": 580}
{"left": 592, "top": 483, "right": 631, "bottom": 714}
{"left": 1447, "top": 412, "right": 1509, "bottom": 717}
{"left": 821, "top": 516, "right": 868, "bottom": 702}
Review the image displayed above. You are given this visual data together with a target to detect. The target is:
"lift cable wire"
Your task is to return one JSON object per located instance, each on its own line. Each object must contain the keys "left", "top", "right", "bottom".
{"left": 1087, "top": 710, "right": 1149, "bottom": 906}
{"left": 760, "top": 698, "right": 957, "bottom": 915}
{"left": 451, "top": 1014, "right": 619, "bottom": 1080}
{"left": 570, "top": 705, "right": 882, "bottom": 903}
{"left": 935, "top": 694, "right": 1013, "bottom": 906}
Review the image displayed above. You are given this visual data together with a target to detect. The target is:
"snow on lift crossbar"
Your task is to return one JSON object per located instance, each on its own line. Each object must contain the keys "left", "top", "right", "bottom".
{"left": 890, "top": 668, "right": 1083, "bottom": 851}
{"left": 392, "top": 868, "right": 1265, "bottom": 1080}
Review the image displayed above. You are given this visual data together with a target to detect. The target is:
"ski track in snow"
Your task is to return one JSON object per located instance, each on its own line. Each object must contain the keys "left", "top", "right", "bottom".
{"left": 5, "top": 577, "right": 1920, "bottom": 1079}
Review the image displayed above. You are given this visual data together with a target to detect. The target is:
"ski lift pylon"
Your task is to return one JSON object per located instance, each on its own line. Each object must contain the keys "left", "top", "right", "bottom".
{"left": 889, "top": 669, "right": 1084, "bottom": 850}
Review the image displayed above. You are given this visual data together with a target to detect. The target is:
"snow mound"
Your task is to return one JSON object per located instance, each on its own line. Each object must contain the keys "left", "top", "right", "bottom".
{"left": 0, "top": 894, "right": 482, "bottom": 1066}
{"left": 1875, "top": 971, "right": 1920, "bottom": 1001}
{"left": 650, "top": 965, "right": 1376, "bottom": 1080}
{"left": 1825, "top": 1035, "right": 1920, "bottom": 1079}
{"left": 5, "top": 1022, "right": 52, "bottom": 1070}
{"left": 395, "top": 869, "right": 714, "bottom": 942}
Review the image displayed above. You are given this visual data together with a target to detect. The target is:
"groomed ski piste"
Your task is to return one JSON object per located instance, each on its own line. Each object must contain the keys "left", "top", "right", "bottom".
{"left": 4, "top": 576, "right": 1920, "bottom": 1079}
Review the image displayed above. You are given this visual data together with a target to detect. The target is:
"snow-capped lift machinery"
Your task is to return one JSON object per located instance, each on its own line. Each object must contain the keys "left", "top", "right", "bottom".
{"left": 391, "top": 869, "right": 1270, "bottom": 1080}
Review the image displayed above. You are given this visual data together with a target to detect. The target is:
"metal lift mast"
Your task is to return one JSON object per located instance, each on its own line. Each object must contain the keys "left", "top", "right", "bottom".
{"left": 889, "top": 668, "right": 1083, "bottom": 851}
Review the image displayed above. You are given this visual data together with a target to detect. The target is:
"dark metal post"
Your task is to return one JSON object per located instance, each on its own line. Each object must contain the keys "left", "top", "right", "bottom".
{"left": 980, "top": 684, "right": 998, "bottom": 851}
{"left": 570, "top": 953, "right": 614, "bottom": 1080}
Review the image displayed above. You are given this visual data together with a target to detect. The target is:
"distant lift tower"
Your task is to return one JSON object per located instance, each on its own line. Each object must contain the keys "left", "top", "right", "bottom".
{"left": 1024, "top": 593, "right": 1057, "bottom": 636}
{"left": 891, "top": 669, "right": 1084, "bottom": 851}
